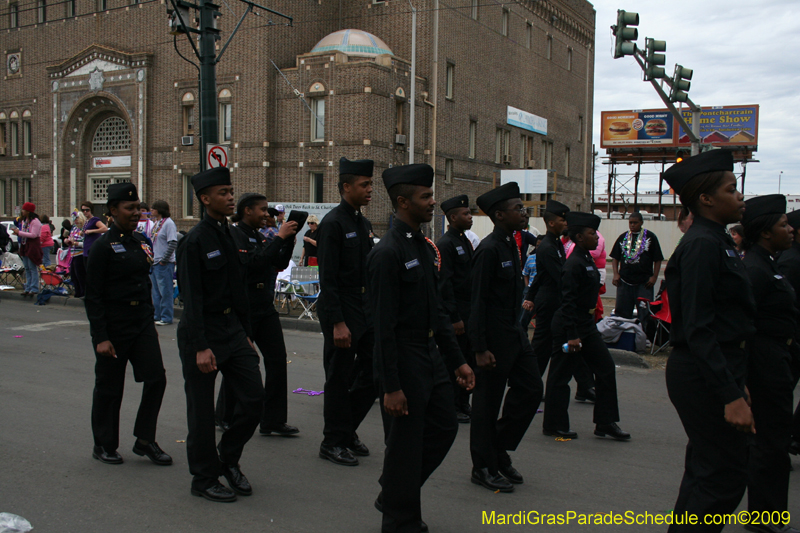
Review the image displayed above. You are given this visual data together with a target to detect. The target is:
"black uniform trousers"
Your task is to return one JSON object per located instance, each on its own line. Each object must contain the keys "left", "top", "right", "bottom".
{"left": 216, "top": 309, "right": 289, "bottom": 430}
{"left": 470, "top": 334, "right": 543, "bottom": 472}
{"left": 91, "top": 303, "right": 166, "bottom": 451}
{"left": 322, "top": 322, "right": 377, "bottom": 448}
{"left": 178, "top": 313, "right": 263, "bottom": 490}
{"left": 544, "top": 329, "right": 619, "bottom": 431}
{"left": 379, "top": 337, "right": 458, "bottom": 533}
{"left": 747, "top": 337, "right": 794, "bottom": 514}
{"left": 451, "top": 302, "right": 474, "bottom": 412}
{"left": 665, "top": 347, "right": 750, "bottom": 533}
{"left": 792, "top": 343, "right": 800, "bottom": 444}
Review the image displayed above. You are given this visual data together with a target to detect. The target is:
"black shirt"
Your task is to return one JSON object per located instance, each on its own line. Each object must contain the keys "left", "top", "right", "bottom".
{"left": 436, "top": 226, "right": 474, "bottom": 323}
{"left": 367, "top": 219, "right": 465, "bottom": 393}
{"left": 524, "top": 231, "right": 565, "bottom": 304}
{"left": 610, "top": 229, "right": 664, "bottom": 285}
{"left": 316, "top": 199, "right": 374, "bottom": 327}
{"left": 743, "top": 244, "right": 798, "bottom": 339}
{"left": 231, "top": 221, "right": 293, "bottom": 316}
{"left": 555, "top": 245, "right": 601, "bottom": 340}
{"left": 85, "top": 224, "right": 154, "bottom": 343}
{"left": 176, "top": 214, "right": 251, "bottom": 353}
{"left": 665, "top": 215, "right": 756, "bottom": 405}
{"left": 302, "top": 228, "right": 319, "bottom": 265}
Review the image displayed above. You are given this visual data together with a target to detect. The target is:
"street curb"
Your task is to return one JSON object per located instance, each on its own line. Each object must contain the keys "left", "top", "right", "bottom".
{"left": 609, "top": 348, "right": 651, "bottom": 369}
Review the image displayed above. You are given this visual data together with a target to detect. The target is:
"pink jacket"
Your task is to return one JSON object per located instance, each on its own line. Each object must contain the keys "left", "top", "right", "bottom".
{"left": 17, "top": 218, "right": 42, "bottom": 244}
{"left": 39, "top": 224, "right": 54, "bottom": 247}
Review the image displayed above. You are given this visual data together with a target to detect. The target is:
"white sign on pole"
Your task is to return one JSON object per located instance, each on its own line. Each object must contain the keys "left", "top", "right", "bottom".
{"left": 206, "top": 144, "right": 229, "bottom": 168}
{"left": 500, "top": 169, "right": 548, "bottom": 194}
{"left": 507, "top": 106, "right": 547, "bottom": 136}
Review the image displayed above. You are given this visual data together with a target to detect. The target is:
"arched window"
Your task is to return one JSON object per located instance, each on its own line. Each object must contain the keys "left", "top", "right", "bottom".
{"left": 218, "top": 89, "right": 232, "bottom": 143}
{"left": 182, "top": 92, "right": 195, "bottom": 137}
{"left": 92, "top": 116, "right": 131, "bottom": 152}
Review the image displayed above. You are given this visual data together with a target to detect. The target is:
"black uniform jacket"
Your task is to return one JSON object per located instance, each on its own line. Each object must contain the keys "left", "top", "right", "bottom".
{"left": 176, "top": 214, "right": 252, "bottom": 353}
{"left": 436, "top": 226, "right": 474, "bottom": 323}
{"left": 665, "top": 215, "right": 756, "bottom": 405}
{"left": 778, "top": 241, "right": 800, "bottom": 341}
{"left": 316, "top": 199, "right": 374, "bottom": 333}
{"left": 524, "top": 231, "right": 565, "bottom": 306}
{"left": 367, "top": 219, "right": 465, "bottom": 393}
{"left": 554, "top": 245, "right": 600, "bottom": 340}
{"left": 469, "top": 227, "right": 533, "bottom": 356}
{"left": 85, "top": 224, "right": 154, "bottom": 343}
{"left": 743, "top": 244, "right": 798, "bottom": 339}
{"left": 231, "top": 221, "right": 293, "bottom": 317}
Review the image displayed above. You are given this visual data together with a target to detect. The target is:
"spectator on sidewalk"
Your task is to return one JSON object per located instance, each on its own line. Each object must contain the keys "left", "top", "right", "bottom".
{"left": 12, "top": 202, "right": 43, "bottom": 297}
{"left": 39, "top": 215, "right": 55, "bottom": 268}
{"left": 150, "top": 200, "right": 178, "bottom": 326}
{"left": 80, "top": 201, "right": 108, "bottom": 260}
{"left": 65, "top": 210, "right": 87, "bottom": 298}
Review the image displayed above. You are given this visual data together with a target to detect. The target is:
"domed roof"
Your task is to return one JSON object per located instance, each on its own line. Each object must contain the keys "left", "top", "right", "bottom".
{"left": 310, "top": 29, "right": 393, "bottom": 58}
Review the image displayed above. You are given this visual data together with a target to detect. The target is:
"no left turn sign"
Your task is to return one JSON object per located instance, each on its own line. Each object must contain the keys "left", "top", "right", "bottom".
{"left": 206, "top": 144, "right": 229, "bottom": 169}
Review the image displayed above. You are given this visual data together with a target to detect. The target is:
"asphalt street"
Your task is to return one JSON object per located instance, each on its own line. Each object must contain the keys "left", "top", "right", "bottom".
{"left": 1, "top": 298, "right": 798, "bottom": 533}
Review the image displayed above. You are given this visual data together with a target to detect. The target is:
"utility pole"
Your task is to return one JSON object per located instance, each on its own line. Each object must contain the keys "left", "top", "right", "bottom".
{"left": 407, "top": 1, "right": 417, "bottom": 165}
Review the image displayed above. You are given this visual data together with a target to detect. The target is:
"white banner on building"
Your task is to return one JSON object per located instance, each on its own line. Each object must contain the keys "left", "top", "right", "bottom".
{"left": 93, "top": 156, "right": 131, "bottom": 169}
{"left": 501, "top": 169, "right": 548, "bottom": 194}
{"left": 507, "top": 106, "right": 547, "bottom": 135}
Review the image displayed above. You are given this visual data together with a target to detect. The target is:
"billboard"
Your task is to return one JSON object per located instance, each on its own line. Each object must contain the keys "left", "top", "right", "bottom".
{"left": 677, "top": 105, "right": 759, "bottom": 147}
{"left": 507, "top": 106, "right": 547, "bottom": 135}
{"left": 600, "top": 109, "right": 675, "bottom": 148}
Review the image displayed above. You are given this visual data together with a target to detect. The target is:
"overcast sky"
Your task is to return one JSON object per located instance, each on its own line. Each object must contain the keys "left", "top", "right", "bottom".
{"left": 590, "top": 0, "right": 800, "bottom": 196}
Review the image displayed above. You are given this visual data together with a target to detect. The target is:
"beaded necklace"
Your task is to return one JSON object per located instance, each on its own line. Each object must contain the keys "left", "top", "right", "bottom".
{"left": 424, "top": 236, "right": 441, "bottom": 271}
{"left": 621, "top": 228, "right": 648, "bottom": 262}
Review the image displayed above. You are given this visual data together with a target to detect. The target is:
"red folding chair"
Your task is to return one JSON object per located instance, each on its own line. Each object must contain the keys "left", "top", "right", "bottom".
{"left": 637, "top": 289, "right": 671, "bottom": 355}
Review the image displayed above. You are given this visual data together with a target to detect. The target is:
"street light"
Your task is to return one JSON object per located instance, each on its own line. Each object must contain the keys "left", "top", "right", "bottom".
{"left": 779, "top": 170, "right": 783, "bottom": 194}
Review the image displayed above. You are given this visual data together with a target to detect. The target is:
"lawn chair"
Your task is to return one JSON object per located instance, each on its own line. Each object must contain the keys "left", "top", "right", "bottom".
{"left": 637, "top": 289, "right": 671, "bottom": 355}
{"left": 291, "top": 279, "right": 320, "bottom": 320}
{"left": 40, "top": 270, "right": 73, "bottom": 296}
{"left": 0, "top": 252, "right": 25, "bottom": 289}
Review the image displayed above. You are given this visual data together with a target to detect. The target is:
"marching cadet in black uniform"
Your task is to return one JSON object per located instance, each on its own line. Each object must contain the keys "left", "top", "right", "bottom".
{"left": 662, "top": 150, "right": 756, "bottom": 533}
{"left": 86, "top": 182, "right": 171, "bottom": 466}
{"left": 740, "top": 195, "right": 800, "bottom": 533}
{"left": 544, "top": 212, "right": 629, "bottom": 441}
{"left": 368, "top": 163, "right": 475, "bottom": 533}
{"left": 469, "top": 182, "right": 544, "bottom": 493}
{"left": 522, "top": 200, "right": 596, "bottom": 404}
{"left": 778, "top": 209, "right": 800, "bottom": 456}
{"left": 436, "top": 194, "right": 475, "bottom": 423}
{"left": 317, "top": 157, "right": 378, "bottom": 466}
{"left": 214, "top": 193, "right": 300, "bottom": 436}
{"left": 177, "top": 167, "right": 264, "bottom": 503}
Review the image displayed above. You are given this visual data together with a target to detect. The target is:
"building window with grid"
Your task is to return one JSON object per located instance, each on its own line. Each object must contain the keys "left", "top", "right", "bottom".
{"left": 541, "top": 140, "right": 553, "bottom": 169}
{"left": 37, "top": 0, "right": 46, "bottom": 23}
{"left": 547, "top": 35, "right": 553, "bottom": 60}
{"left": 66, "top": 0, "right": 75, "bottom": 16}
{"left": 502, "top": 9, "right": 509, "bottom": 36}
{"left": 495, "top": 128, "right": 502, "bottom": 164}
{"left": 310, "top": 172, "right": 324, "bottom": 203}
{"left": 395, "top": 100, "right": 404, "bottom": 135}
{"left": 469, "top": 120, "right": 476, "bottom": 160}
{"left": 470, "top": 0, "right": 478, "bottom": 20}
{"left": 96, "top": 0, "right": 106, "bottom": 11}
{"left": 503, "top": 130, "right": 510, "bottom": 162}
{"left": 526, "top": 22, "right": 532, "bottom": 49}
{"left": 445, "top": 63, "right": 454, "bottom": 100}
{"left": 578, "top": 116, "right": 584, "bottom": 142}
{"left": 11, "top": 180, "right": 18, "bottom": 208}
{"left": 310, "top": 98, "right": 325, "bottom": 141}
{"left": 10, "top": 122, "right": 18, "bottom": 156}
{"left": 218, "top": 88, "right": 232, "bottom": 143}
{"left": 565, "top": 147, "right": 570, "bottom": 177}
{"left": 10, "top": 3, "right": 18, "bottom": 27}
{"left": 182, "top": 92, "right": 195, "bottom": 137}
{"left": 567, "top": 48, "right": 573, "bottom": 71}
{"left": 0, "top": 123, "right": 6, "bottom": 156}
{"left": 22, "top": 121, "right": 31, "bottom": 155}
{"left": 23, "top": 179, "right": 30, "bottom": 203}
{"left": 445, "top": 159, "right": 454, "bottom": 184}
{"left": 0, "top": 180, "right": 5, "bottom": 215}
{"left": 182, "top": 174, "right": 194, "bottom": 218}
{"left": 92, "top": 117, "right": 131, "bottom": 152}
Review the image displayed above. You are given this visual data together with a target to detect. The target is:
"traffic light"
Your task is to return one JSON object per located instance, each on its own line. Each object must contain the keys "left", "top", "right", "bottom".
{"left": 669, "top": 64, "right": 693, "bottom": 102}
{"left": 167, "top": 2, "right": 191, "bottom": 35}
{"left": 612, "top": 10, "right": 639, "bottom": 58}
{"left": 644, "top": 38, "right": 667, "bottom": 80}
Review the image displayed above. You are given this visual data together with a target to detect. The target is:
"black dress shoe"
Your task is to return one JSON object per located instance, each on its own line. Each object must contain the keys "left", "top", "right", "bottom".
{"left": 260, "top": 423, "right": 299, "bottom": 436}
{"left": 92, "top": 445, "right": 123, "bottom": 464}
{"left": 499, "top": 464, "right": 524, "bottom": 484}
{"left": 459, "top": 402, "right": 472, "bottom": 417}
{"left": 745, "top": 523, "right": 800, "bottom": 533}
{"left": 347, "top": 434, "right": 370, "bottom": 457}
{"left": 789, "top": 440, "right": 800, "bottom": 455}
{"left": 575, "top": 388, "right": 596, "bottom": 403}
{"left": 471, "top": 467, "right": 514, "bottom": 492}
{"left": 543, "top": 428, "right": 578, "bottom": 439}
{"left": 374, "top": 492, "right": 428, "bottom": 532}
{"left": 191, "top": 482, "right": 237, "bottom": 502}
{"left": 132, "top": 440, "right": 173, "bottom": 466}
{"left": 221, "top": 464, "right": 252, "bottom": 496}
{"left": 456, "top": 411, "right": 471, "bottom": 424}
{"left": 215, "top": 418, "right": 230, "bottom": 432}
{"left": 319, "top": 444, "right": 359, "bottom": 466}
{"left": 594, "top": 423, "right": 631, "bottom": 441}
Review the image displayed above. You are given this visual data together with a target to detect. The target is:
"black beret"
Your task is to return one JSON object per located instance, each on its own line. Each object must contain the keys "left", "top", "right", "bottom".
{"left": 267, "top": 207, "right": 280, "bottom": 217}
{"left": 192, "top": 167, "right": 231, "bottom": 198}
{"left": 382, "top": 164, "right": 434, "bottom": 191}
{"left": 545, "top": 200, "right": 570, "bottom": 218}
{"left": 663, "top": 150, "right": 733, "bottom": 195}
{"left": 441, "top": 195, "right": 469, "bottom": 214}
{"left": 476, "top": 182, "right": 521, "bottom": 214}
{"left": 107, "top": 182, "right": 139, "bottom": 203}
{"left": 566, "top": 211, "right": 601, "bottom": 231}
{"left": 742, "top": 194, "right": 786, "bottom": 227}
{"left": 339, "top": 157, "right": 374, "bottom": 177}
{"left": 786, "top": 210, "right": 800, "bottom": 230}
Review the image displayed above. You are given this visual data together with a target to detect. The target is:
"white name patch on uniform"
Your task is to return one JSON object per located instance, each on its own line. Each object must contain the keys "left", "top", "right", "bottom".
{"left": 405, "top": 259, "right": 420, "bottom": 269}
{"left": 775, "top": 274, "right": 784, "bottom": 279}
{"left": 249, "top": 237, "right": 257, "bottom": 243}
{"left": 207, "top": 250, "right": 221, "bottom": 259}
{"left": 456, "top": 246, "right": 465, "bottom": 255}
{"left": 725, "top": 250, "right": 738, "bottom": 257}
{"left": 502, "top": 261, "right": 513, "bottom": 268}
{"left": 111, "top": 244, "right": 126, "bottom": 254}
{"left": 346, "top": 232, "right": 358, "bottom": 239}
{"left": 586, "top": 266, "right": 595, "bottom": 271}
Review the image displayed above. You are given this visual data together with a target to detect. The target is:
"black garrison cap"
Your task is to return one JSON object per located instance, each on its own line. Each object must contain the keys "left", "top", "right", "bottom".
{"left": 566, "top": 211, "right": 601, "bottom": 231}
{"left": 107, "top": 182, "right": 139, "bottom": 203}
{"left": 382, "top": 164, "right": 434, "bottom": 191}
{"left": 192, "top": 167, "right": 231, "bottom": 199}
{"left": 476, "top": 182, "right": 521, "bottom": 214}
{"left": 663, "top": 150, "right": 734, "bottom": 194}
{"left": 441, "top": 195, "right": 469, "bottom": 214}
{"left": 339, "top": 157, "right": 374, "bottom": 177}
{"left": 545, "top": 200, "right": 570, "bottom": 218}
{"left": 742, "top": 194, "right": 786, "bottom": 226}
{"left": 786, "top": 210, "right": 800, "bottom": 230}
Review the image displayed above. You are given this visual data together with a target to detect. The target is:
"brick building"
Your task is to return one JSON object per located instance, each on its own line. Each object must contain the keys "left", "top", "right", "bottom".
{"left": 0, "top": 0, "right": 595, "bottom": 233}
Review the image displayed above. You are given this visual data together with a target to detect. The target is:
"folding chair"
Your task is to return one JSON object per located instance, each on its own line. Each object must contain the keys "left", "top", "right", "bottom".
{"left": 0, "top": 252, "right": 25, "bottom": 289}
{"left": 40, "top": 270, "right": 72, "bottom": 296}
{"left": 291, "top": 279, "right": 320, "bottom": 320}
{"left": 637, "top": 289, "right": 671, "bottom": 355}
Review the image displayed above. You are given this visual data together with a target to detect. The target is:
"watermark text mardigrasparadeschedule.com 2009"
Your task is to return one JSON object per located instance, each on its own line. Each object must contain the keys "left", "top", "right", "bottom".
{"left": 481, "top": 510, "right": 792, "bottom": 527}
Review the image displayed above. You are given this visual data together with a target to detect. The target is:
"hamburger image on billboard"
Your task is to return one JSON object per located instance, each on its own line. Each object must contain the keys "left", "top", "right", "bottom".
{"left": 608, "top": 121, "right": 632, "bottom": 135}
{"left": 645, "top": 119, "right": 667, "bottom": 136}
